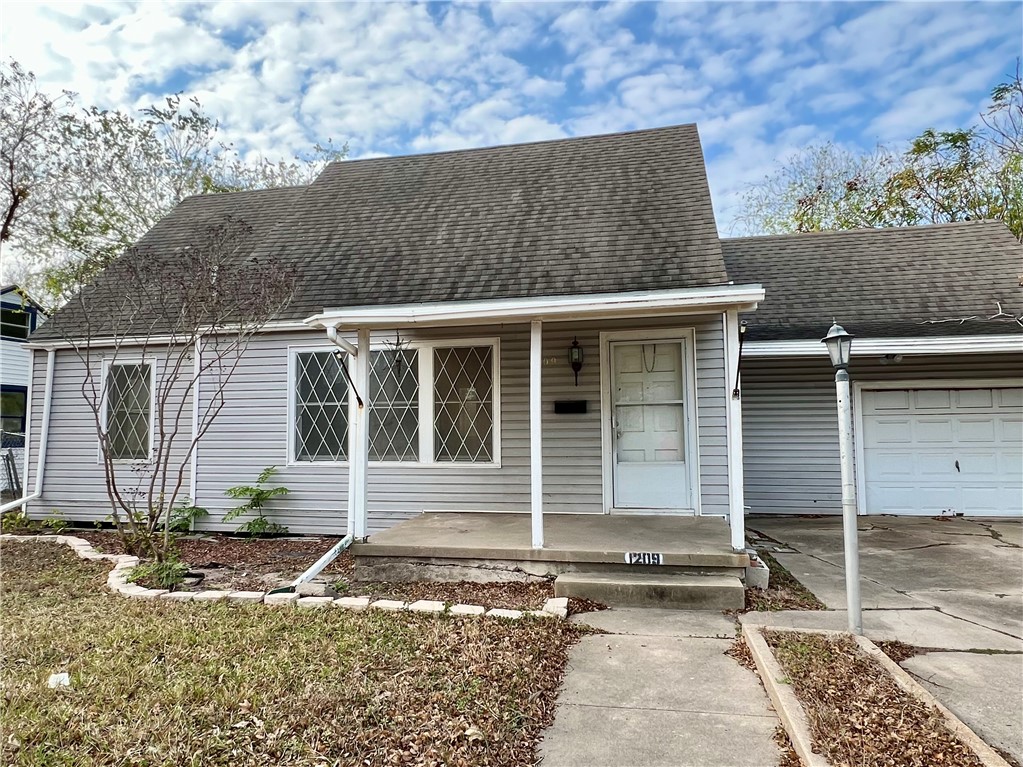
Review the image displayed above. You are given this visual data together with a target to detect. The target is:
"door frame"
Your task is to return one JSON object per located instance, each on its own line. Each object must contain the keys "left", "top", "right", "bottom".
{"left": 599, "top": 327, "right": 701, "bottom": 515}
{"left": 852, "top": 378, "right": 1021, "bottom": 516}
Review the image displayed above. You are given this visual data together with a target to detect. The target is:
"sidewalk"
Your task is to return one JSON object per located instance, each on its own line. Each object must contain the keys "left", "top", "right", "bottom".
{"left": 539, "top": 609, "right": 782, "bottom": 767}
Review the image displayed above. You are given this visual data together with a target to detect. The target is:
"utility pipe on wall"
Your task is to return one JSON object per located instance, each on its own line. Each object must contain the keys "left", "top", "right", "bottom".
{"left": 1, "top": 349, "right": 56, "bottom": 514}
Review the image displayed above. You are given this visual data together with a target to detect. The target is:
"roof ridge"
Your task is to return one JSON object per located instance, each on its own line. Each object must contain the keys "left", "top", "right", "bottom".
{"left": 721, "top": 220, "right": 1008, "bottom": 243}
{"left": 331, "top": 123, "right": 699, "bottom": 169}
{"left": 177, "top": 185, "right": 309, "bottom": 205}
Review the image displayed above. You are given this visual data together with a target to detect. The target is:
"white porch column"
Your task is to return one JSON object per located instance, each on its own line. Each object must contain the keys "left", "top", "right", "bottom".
{"left": 724, "top": 309, "right": 747, "bottom": 553}
{"left": 529, "top": 319, "right": 544, "bottom": 548}
{"left": 348, "top": 328, "right": 371, "bottom": 540}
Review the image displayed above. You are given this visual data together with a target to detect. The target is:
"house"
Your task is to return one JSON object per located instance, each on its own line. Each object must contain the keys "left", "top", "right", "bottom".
{"left": 723, "top": 225, "right": 1022, "bottom": 518}
{"left": 6, "top": 125, "right": 1022, "bottom": 599}
{"left": 1, "top": 285, "right": 47, "bottom": 496}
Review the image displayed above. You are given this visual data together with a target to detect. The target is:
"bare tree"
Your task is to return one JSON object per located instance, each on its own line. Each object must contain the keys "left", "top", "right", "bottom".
{"left": 50, "top": 218, "right": 295, "bottom": 559}
{"left": 0, "top": 60, "right": 73, "bottom": 246}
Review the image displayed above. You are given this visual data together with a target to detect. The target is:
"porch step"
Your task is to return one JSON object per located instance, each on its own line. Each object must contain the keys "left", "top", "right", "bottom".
{"left": 554, "top": 571, "right": 744, "bottom": 611}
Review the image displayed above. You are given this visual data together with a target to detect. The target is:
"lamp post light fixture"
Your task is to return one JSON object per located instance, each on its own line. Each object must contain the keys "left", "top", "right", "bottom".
{"left": 821, "top": 322, "right": 862, "bottom": 635}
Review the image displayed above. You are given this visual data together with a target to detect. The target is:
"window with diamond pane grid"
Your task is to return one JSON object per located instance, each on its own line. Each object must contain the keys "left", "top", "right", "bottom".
{"left": 433, "top": 346, "right": 494, "bottom": 462}
{"left": 106, "top": 363, "right": 151, "bottom": 460}
{"left": 295, "top": 351, "right": 349, "bottom": 461}
{"left": 369, "top": 349, "right": 419, "bottom": 461}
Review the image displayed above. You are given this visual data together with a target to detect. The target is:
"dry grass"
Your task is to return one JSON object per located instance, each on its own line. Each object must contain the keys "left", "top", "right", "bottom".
{"left": 1, "top": 541, "right": 585, "bottom": 766}
{"left": 764, "top": 630, "right": 984, "bottom": 767}
{"left": 744, "top": 551, "right": 826, "bottom": 612}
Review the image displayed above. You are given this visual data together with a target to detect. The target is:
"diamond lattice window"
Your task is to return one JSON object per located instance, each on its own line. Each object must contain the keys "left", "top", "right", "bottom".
{"left": 433, "top": 346, "right": 494, "bottom": 462}
{"left": 295, "top": 351, "right": 349, "bottom": 461}
{"left": 106, "top": 363, "right": 151, "bottom": 460}
{"left": 369, "top": 349, "right": 419, "bottom": 461}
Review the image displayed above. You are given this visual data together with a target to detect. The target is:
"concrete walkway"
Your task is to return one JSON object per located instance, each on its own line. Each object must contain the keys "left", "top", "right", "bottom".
{"left": 745, "top": 516, "right": 1023, "bottom": 762}
{"left": 539, "top": 610, "right": 781, "bottom": 767}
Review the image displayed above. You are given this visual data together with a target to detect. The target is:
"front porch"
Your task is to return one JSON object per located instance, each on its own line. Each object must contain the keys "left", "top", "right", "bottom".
{"left": 351, "top": 512, "right": 749, "bottom": 583}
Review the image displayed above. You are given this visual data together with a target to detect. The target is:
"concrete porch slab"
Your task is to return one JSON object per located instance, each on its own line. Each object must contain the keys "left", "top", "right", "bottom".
{"left": 355, "top": 512, "right": 746, "bottom": 568}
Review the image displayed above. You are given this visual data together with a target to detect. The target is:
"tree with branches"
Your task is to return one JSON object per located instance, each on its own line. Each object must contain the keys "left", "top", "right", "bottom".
{"left": 49, "top": 218, "right": 296, "bottom": 559}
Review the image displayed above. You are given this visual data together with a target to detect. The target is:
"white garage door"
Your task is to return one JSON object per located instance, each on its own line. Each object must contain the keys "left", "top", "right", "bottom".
{"left": 861, "top": 387, "right": 1023, "bottom": 517}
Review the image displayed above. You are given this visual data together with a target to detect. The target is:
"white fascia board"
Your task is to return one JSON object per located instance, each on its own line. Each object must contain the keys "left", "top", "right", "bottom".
{"left": 306, "top": 284, "right": 765, "bottom": 329}
{"left": 744, "top": 334, "right": 1023, "bottom": 357}
{"left": 25, "top": 319, "right": 314, "bottom": 351}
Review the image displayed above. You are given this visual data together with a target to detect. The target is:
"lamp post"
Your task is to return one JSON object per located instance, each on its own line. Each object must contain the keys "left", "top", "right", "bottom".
{"left": 821, "top": 322, "right": 862, "bottom": 635}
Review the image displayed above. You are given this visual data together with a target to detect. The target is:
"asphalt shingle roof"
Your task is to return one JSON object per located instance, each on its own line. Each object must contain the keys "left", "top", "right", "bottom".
{"left": 253, "top": 123, "right": 728, "bottom": 318}
{"left": 722, "top": 221, "right": 1023, "bottom": 340}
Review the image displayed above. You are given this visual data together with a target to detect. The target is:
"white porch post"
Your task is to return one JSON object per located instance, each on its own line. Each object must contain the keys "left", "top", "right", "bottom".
{"left": 347, "top": 328, "right": 371, "bottom": 540}
{"left": 530, "top": 319, "right": 544, "bottom": 548}
{"left": 724, "top": 309, "right": 747, "bottom": 553}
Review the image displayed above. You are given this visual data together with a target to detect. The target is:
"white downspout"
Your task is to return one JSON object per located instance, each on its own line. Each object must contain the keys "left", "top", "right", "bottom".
{"left": 1, "top": 348, "right": 56, "bottom": 514}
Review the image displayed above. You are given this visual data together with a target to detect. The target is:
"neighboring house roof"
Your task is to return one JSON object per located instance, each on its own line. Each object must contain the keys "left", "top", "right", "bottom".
{"left": 722, "top": 221, "right": 1023, "bottom": 341}
{"left": 253, "top": 123, "right": 727, "bottom": 318}
{"left": 1, "top": 285, "right": 48, "bottom": 315}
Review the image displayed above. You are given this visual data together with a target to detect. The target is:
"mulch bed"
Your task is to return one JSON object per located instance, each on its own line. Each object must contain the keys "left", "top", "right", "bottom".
{"left": 763, "top": 630, "right": 984, "bottom": 767}
{"left": 73, "top": 530, "right": 606, "bottom": 613}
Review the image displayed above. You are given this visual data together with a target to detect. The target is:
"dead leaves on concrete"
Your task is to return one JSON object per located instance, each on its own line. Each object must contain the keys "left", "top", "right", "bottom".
{"left": 764, "top": 631, "right": 984, "bottom": 767}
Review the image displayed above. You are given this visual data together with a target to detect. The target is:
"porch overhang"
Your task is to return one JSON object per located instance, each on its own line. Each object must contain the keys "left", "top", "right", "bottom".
{"left": 303, "top": 284, "right": 764, "bottom": 330}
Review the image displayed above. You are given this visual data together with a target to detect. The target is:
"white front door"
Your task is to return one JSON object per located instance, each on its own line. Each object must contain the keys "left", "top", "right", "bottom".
{"left": 610, "top": 340, "right": 691, "bottom": 510}
{"left": 861, "top": 386, "right": 1023, "bottom": 516}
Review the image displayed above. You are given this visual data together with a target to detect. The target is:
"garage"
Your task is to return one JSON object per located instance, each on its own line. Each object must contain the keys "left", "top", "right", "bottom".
{"left": 859, "top": 385, "right": 1023, "bottom": 517}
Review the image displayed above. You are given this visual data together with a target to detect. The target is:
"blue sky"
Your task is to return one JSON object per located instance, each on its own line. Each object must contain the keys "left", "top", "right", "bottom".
{"left": 3, "top": 1, "right": 1021, "bottom": 232}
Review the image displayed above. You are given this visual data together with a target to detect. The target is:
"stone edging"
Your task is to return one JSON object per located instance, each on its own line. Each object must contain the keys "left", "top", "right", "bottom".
{"left": 741, "top": 623, "right": 1011, "bottom": 767}
{"left": 1, "top": 534, "right": 569, "bottom": 621}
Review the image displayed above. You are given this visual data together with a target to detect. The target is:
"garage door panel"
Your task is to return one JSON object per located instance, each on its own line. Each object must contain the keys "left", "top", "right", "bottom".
{"left": 957, "top": 418, "right": 996, "bottom": 442}
{"left": 957, "top": 389, "right": 994, "bottom": 408}
{"left": 916, "top": 418, "right": 954, "bottom": 443}
{"left": 862, "top": 386, "right": 1022, "bottom": 518}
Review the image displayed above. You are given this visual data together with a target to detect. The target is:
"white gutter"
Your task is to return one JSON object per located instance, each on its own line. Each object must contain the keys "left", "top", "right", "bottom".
{"left": 26, "top": 318, "right": 315, "bottom": 351}
{"left": 306, "top": 285, "right": 765, "bottom": 329}
{"left": 744, "top": 334, "right": 1023, "bottom": 357}
{"left": 1, "top": 349, "right": 56, "bottom": 514}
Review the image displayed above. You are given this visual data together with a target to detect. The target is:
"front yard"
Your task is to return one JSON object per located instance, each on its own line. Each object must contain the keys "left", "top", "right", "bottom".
{"left": 1, "top": 541, "right": 585, "bottom": 766}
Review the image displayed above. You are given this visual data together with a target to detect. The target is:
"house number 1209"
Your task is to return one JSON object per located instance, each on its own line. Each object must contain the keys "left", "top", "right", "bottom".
{"left": 624, "top": 552, "right": 663, "bottom": 565}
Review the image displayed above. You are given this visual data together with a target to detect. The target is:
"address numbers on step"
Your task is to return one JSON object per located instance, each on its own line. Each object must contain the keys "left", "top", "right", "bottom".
{"left": 624, "top": 552, "right": 663, "bottom": 565}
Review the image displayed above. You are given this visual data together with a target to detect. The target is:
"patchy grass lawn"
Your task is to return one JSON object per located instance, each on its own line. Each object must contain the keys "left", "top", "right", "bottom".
{"left": 764, "top": 630, "right": 983, "bottom": 767}
{"left": 1, "top": 541, "right": 585, "bottom": 766}
{"left": 744, "top": 550, "right": 826, "bottom": 612}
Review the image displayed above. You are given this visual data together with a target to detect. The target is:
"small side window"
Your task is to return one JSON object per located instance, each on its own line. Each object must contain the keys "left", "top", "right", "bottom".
{"left": 105, "top": 364, "right": 152, "bottom": 460}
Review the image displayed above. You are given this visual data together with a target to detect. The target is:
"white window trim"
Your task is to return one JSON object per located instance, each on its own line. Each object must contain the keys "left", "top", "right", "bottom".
{"left": 599, "top": 327, "right": 701, "bottom": 515}
{"left": 98, "top": 357, "right": 157, "bottom": 464}
{"left": 286, "top": 337, "right": 502, "bottom": 468}
{"left": 851, "top": 377, "right": 1022, "bottom": 517}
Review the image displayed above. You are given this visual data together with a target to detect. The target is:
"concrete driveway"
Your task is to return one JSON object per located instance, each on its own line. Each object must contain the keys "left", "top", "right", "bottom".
{"left": 745, "top": 515, "right": 1023, "bottom": 761}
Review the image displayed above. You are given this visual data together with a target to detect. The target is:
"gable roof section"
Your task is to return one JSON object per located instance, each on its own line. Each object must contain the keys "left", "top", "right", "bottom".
{"left": 722, "top": 221, "right": 1023, "bottom": 341}
{"left": 251, "top": 124, "right": 728, "bottom": 318}
{"left": 33, "top": 186, "right": 308, "bottom": 341}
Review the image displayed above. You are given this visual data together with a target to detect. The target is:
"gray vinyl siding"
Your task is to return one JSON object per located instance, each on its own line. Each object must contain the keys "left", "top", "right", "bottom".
{"left": 741, "top": 353, "right": 1023, "bottom": 515}
{"left": 26, "top": 315, "right": 730, "bottom": 534}
{"left": 24, "top": 348, "right": 193, "bottom": 523}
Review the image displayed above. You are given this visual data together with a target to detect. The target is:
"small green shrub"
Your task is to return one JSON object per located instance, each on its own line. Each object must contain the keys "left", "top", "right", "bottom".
{"left": 0, "top": 508, "right": 36, "bottom": 533}
{"left": 169, "top": 502, "right": 208, "bottom": 532}
{"left": 224, "top": 466, "right": 290, "bottom": 536}
{"left": 128, "top": 559, "right": 189, "bottom": 589}
{"left": 40, "top": 510, "right": 68, "bottom": 532}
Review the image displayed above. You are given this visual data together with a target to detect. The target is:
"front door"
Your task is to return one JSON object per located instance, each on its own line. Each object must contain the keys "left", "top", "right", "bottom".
{"left": 610, "top": 340, "right": 691, "bottom": 510}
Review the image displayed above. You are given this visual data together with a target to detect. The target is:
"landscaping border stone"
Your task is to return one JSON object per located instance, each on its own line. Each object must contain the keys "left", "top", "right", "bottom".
{"left": 741, "top": 623, "right": 1011, "bottom": 767}
{"left": 0, "top": 533, "right": 564, "bottom": 622}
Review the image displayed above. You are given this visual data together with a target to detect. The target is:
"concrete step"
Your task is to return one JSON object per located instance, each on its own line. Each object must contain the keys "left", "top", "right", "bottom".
{"left": 555, "top": 571, "right": 745, "bottom": 611}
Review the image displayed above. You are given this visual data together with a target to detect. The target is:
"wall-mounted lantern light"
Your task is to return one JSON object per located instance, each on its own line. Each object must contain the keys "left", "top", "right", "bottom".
{"left": 569, "top": 338, "right": 584, "bottom": 386}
